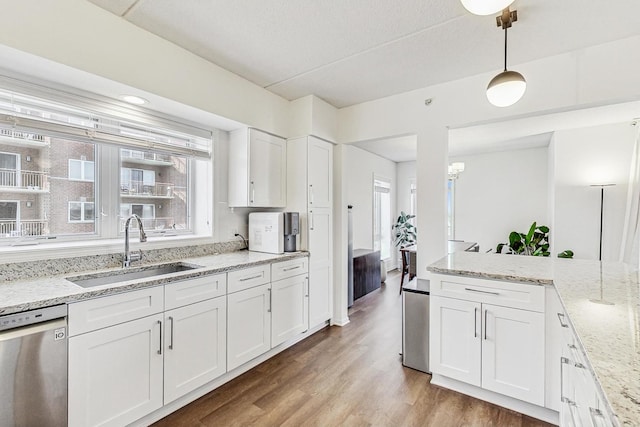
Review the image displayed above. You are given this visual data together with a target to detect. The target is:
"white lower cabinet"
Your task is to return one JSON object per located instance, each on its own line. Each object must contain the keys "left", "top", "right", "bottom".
{"left": 429, "top": 274, "right": 546, "bottom": 407}
{"left": 481, "top": 304, "right": 544, "bottom": 405}
{"left": 227, "top": 283, "right": 272, "bottom": 371}
{"left": 163, "top": 296, "right": 226, "bottom": 404}
{"left": 554, "top": 291, "right": 616, "bottom": 427}
{"left": 271, "top": 273, "right": 308, "bottom": 347}
{"left": 68, "top": 313, "right": 164, "bottom": 427}
{"left": 69, "top": 258, "right": 311, "bottom": 426}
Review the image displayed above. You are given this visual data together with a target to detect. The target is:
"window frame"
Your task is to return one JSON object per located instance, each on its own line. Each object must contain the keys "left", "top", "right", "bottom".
{"left": 68, "top": 158, "right": 95, "bottom": 182}
{"left": 68, "top": 201, "right": 95, "bottom": 223}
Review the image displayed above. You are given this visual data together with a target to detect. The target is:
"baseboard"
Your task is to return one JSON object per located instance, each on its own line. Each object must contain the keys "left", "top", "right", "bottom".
{"left": 430, "top": 374, "right": 559, "bottom": 426}
{"left": 331, "top": 316, "right": 350, "bottom": 327}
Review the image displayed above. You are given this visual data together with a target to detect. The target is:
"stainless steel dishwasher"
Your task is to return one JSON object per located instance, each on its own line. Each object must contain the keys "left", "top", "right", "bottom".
{"left": 0, "top": 304, "right": 68, "bottom": 427}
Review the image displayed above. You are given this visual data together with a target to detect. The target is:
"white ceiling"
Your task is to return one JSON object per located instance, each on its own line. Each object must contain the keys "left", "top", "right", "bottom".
{"left": 351, "top": 135, "right": 417, "bottom": 163}
{"left": 87, "top": 0, "right": 640, "bottom": 109}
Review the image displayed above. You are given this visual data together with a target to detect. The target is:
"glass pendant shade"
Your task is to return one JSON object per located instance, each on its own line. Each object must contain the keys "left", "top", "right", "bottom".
{"left": 486, "top": 70, "right": 526, "bottom": 107}
{"left": 460, "top": 0, "right": 515, "bottom": 15}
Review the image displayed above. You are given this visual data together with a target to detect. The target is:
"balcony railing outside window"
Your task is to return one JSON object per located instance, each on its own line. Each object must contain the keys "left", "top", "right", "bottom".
{"left": 120, "top": 181, "right": 179, "bottom": 198}
{"left": 0, "top": 219, "right": 48, "bottom": 236}
{"left": 0, "top": 168, "right": 49, "bottom": 190}
{"left": 118, "top": 216, "right": 175, "bottom": 232}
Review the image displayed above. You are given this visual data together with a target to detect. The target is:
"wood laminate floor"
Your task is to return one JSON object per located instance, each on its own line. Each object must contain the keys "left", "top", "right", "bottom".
{"left": 152, "top": 270, "right": 554, "bottom": 427}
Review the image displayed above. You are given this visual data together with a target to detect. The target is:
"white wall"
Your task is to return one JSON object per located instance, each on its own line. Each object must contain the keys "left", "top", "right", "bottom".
{"left": 451, "top": 147, "right": 549, "bottom": 254}
{"left": 552, "top": 122, "right": 636, "bottom": 261}
{"left": 344, "top": 145, "right": 397, "bottom": 269}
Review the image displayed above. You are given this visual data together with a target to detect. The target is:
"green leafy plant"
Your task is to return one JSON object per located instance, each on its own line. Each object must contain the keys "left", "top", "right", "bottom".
{"left": 557, "top": 250, "right": 574, "bottom": 259}
{"left": 496, "top": 221, "right": 573, "bottom": 258}
{"left": 393, "top": 211, "right": 417, "bottom": 248}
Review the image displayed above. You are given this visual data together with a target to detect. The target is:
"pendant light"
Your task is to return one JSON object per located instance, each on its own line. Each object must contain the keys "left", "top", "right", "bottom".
{"left": 486, "top": 8, "right": 526, "bottom": 107}
{"left": 460, "top": 0, "right": 515, "bottom": 16}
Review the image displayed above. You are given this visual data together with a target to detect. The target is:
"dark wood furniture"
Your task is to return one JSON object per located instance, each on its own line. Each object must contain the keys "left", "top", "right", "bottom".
{"left": 399, "top": 245, "right": 417, "bottom": 293}
{"left": 353, "top": 249, "right": 381, "bottom": 301}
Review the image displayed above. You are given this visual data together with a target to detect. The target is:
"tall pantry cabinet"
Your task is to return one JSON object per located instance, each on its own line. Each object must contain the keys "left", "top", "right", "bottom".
{"left": 287, "top": 136, "right": 333, "bottom": 328}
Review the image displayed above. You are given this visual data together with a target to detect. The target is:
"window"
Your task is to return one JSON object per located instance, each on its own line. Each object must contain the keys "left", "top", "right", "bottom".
{"left": 0, "top": 81, "right": 213, "bottom": 245}
{"left": 69, "top": 159, "right": 94, "bottom": 181}
{"left": 409, "top": 179, "right": 417, "bottom": 217}
{"left": 68, "top": 201, "right": 95, "bottom": 223}
{"left": 373, "top": 177, "right": 392, "bottom": 261}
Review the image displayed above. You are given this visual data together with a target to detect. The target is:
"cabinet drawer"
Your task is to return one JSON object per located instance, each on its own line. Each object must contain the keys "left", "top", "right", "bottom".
{"left": 165, "top": 273, "right": 227, "bottom": 310}
{"left": 272, "top": 257, "right": 308, "bottom": 282}
{"left": 430, "top": 274, "right": 545, "bottom": 312}
{"left": 228, "top": 264, "right": 271, "bottom": 293}
{"left": 68, "top": 286, "right": 164, "bottom": 336}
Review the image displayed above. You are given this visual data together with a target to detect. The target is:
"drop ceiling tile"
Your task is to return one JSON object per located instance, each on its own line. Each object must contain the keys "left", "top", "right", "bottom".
{"left": 115, "top": 0, "right": 465, "bottom": 87}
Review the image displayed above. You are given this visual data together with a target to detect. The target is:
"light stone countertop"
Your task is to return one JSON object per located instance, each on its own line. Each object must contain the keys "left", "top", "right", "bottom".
{"left": 0, "top": 250, "right": 308, "bottom": 315}
{"left": 428, "top": 252, "right": 640, "bottom": 427}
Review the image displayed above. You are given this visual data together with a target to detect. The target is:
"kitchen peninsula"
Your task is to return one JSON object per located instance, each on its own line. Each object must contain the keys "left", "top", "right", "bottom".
{"left": 427, "top": 252, "right": 640, "bottom": 427}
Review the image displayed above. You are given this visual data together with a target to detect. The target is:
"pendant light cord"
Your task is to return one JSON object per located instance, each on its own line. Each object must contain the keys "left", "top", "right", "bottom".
{"left": 503, "top": 26, "right": 508, "bottom": 72}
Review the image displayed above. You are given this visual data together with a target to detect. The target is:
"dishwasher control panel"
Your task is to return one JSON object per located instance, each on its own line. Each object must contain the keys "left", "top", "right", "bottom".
{"left": 0, "top": 304, "right": 67, "bottom": 331}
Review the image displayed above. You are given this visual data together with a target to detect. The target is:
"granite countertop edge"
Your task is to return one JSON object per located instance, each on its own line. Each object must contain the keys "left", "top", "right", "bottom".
{"left": 0, "top": 251, "right": 309, "bottom": 315}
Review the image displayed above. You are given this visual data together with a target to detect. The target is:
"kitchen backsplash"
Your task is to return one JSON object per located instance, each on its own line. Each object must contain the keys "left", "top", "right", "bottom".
{"left": 0, "top": 240, "right": 245, "bottom": 282}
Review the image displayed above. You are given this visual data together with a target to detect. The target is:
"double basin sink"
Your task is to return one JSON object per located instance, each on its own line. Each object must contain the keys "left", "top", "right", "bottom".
{"left": 67, "top": 262, "right": 202, "bottom": 288}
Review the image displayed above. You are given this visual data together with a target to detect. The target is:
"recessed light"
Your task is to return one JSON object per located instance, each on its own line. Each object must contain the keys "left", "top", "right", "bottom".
{"left": 121, "top": 95, "right": 148, "bottom": 105}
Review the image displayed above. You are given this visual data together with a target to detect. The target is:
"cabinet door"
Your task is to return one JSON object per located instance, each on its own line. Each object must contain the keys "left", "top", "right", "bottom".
{"left": 227, "top": 283, "right": 272, "bottom": 371}
{"left": 68, "top": 314, "right": 163, "bottom": 427}
{"left": 430, "top": 296, "right": 481, "bottom": 386}
{"left": 481, "top": 304, "right": 545, "bottom": 406}
{"left": 249, "top": 130, "right": 286, "bottom": 207}
{"left": 308, "top": 207, "right": 332, "bottom": 327}
{"left": 308, "top": 137, "right": 333, "bottom": 208}
{"left": 164, "top": 297, "right": 227, "bottom": 404}
{"left": 272, "top": 275, "right": 309, "bottom": 347}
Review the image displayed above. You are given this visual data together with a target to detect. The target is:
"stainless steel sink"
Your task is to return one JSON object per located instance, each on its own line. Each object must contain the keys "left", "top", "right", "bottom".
{"left": 68, "top": 262, "right": 202, "bottom": 288}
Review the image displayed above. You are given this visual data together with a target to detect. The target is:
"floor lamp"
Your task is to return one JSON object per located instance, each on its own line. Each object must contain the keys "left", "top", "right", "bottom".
{"left": 589, "top": 184, "right": 615, "bottom": 305}
{"left": 590, "top": 184, "right": 615, "bottom": 261}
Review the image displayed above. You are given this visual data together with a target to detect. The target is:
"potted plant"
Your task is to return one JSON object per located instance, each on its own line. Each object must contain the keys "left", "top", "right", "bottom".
{"left": 393, "top": 211, "right": 417, "bottom": 248}
{"left": 496, "top": 221, "right": 573, "bottom": 258}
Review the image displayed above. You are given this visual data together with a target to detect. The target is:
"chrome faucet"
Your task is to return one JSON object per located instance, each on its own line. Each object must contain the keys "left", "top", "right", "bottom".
{"left": 123, "top": 214, "right": 147, "bottom": 268}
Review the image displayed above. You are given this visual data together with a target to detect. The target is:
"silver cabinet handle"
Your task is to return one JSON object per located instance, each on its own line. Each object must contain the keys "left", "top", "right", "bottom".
{"left": 309, "top": 210, "right": 314, "bottom": 230}
{"left": 157, "top": 320, "right": 162, "bottom": 355}
{"left": 240, "top": 274, "right": 262, "bottom": 282}
{"left": 560, "top": 357, "right": 568, "bottom": 401}
{"left": 168, "top": 316, "right": 174, "bottom": 350}
{"left": 309, "top": 184, "right": 314, "bottom": 204}
{"left": 305, "top": 277, "right": 309, "bottom": 297}
{"left": 484, "top": 309, "right": 488, "bottom": 340}
{"left": 267, "top": 288, "right": 272, "bottom": 313}
{"left": 283, "top": 266, "right": 300, "bottom": 272}
{"left": 464, "top": 287, "right": 500, "bottom": 296}
{"left": 474, "top": 307, "right": 478, "bottom": 338}
{"left": 250, "top": 181, "right": 255, "bottom": 204}
{"left": 557, "top": 312, "right": 569, "bottom": 328}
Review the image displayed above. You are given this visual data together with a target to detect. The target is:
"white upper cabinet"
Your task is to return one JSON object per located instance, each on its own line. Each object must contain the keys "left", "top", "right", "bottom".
{"left": 228, "top": 128, "right": 286, "bottom": 207}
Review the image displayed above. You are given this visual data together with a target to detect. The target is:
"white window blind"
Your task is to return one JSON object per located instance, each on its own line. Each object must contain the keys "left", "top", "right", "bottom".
{"left": 0, "top": 84, "right": 212, "bottom": 158}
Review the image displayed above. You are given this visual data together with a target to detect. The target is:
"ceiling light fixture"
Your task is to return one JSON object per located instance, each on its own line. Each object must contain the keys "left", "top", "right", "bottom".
{"left": 460, "top": 0, "right": 515, "bottom": 16}
{"left": 120, "top": 95, "right": 148, "bottom": 105}
{"left": 486, "top": 8, "right": 526, "bottom": 107}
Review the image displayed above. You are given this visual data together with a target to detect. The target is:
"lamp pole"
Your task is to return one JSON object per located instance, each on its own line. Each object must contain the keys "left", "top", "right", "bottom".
{"left": 591, "top": 184, "right": 615, "bottom": 261}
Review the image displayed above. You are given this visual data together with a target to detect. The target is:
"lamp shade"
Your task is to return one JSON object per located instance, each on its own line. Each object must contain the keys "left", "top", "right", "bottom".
{"left": 486, "top": 70, "right": 526, "bottom": 107}
{"left": 460, "top": 0, "right": 515, "bottom": 15}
